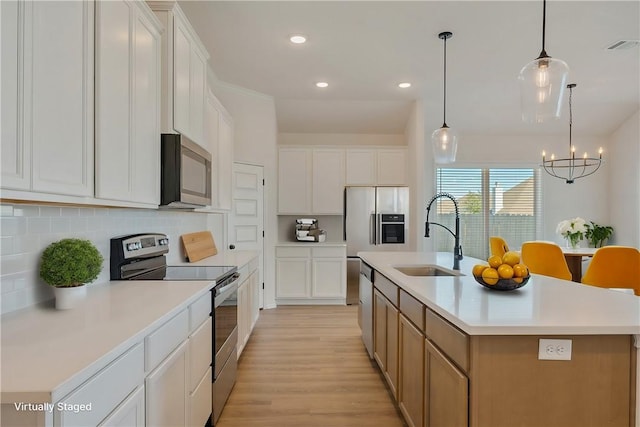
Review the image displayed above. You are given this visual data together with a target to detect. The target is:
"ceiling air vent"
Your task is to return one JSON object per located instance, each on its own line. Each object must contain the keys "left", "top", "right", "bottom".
{"left": 606, "top": 40, "right": 640, "bottom": 50}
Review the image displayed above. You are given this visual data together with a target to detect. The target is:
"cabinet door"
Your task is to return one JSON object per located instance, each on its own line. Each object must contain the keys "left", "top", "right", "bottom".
{"left": 386, "top": 301, "right": 399, "bottom": 400}
{"left": 249, "top": 270, "right": 260, "bottom": 329}
{"left": 312, "top": 149, "right": 345, "bottom": 214}
{"left": 205, "top": 91, "right": 221, "bottom": 207}
{"left": 99, "top": 386, "right": 145, "bottom": 427}
{"left": 217, "top": 111, "right": 234, "bottom": 210}
{"left": 132, "top": 5, "right": 161, "bottom": 204}
{"left": 189, "top": 47, "right": 206, "bottom": 145}
{"left": 311, "top": 258, "right": 345, "bottom": 298}
{"left": 425, "top": 339, "right": 468, "bottom": 427}
{"left": 275, "top": 258, "right": 310, "bottom": 298}
{"left": 345, "top": 149, "right": 376, "bottom": 185}
{"left": 373, "top": 289, "right": 388, "bottom": 372}
{"left": 377, "top": 149, "right": 407, "bottom": 185}
{"left": 29, "top": 0, "right": 94, "bottom": 196}
{"left": 95, "top": 0, "right": 160, "bottom": 205}
{"left": 237, "top": 277, "right": 249, "bottom": 353}
{"left": 1, "top": 0, "right": 29, "bottom": 190}
{"left": 172, "top": 17, "right": 191, "bottom": 137}
{"left": 399, "top": 315, "right": 425, "bottom": 427}
{"left": 278, "top": 148, "right": 311, "bottom": 214}
{"left": 145, "top": 340, "right": 188, "bottom": 427}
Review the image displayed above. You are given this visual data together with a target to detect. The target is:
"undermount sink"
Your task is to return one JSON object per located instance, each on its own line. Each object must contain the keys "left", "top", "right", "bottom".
{"left": 394, "top": 265, "right": 461, "bottom": 277}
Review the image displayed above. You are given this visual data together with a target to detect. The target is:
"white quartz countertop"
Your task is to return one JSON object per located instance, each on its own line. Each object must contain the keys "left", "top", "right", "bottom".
{"left": 359, "top": 251, "right": 640, "bottom": 336}
{"left": 0, "top": 280, "right": 213, "bottom": 403}
{"left": 169, "top": 249, "right": 259, "bottom": 267}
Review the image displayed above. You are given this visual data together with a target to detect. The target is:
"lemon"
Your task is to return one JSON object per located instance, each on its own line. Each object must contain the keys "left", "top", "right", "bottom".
{"left": 481, "top": 268, "right": 499, "bottom": 285}
{"left": 513, "top": 264, "right": 529, "bottom": 278}
{"left": 488, "top": 255, "right": 502, "bottom": 269}
{"left": 497, "top": 264, "right": 514, "bottom": 279}
{"left": 472, "top": 264, "right": 488, "bottom": 277}
{"left": 502, "top": 251, "right": 520, "bottom": 267}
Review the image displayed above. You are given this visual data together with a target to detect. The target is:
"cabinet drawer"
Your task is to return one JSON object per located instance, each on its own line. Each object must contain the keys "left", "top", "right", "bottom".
{"left": 425, "top": 307, "right": 469, "bottom": 373}
{"left": 55, "top": 342, "right": 144, "bottom": 427}
{"left": 400, "top": 290, "right": 424, "bottom": 331}
{"left": 145, "top": 309, "right": 189, "bottom": 371}
{"left": 311, "top": 246, "right": 346, "bottom": 258}
{"left": 189, "top": 292, "right": 211, "bottom": 333}
{"left": 276, "top": 246, "right": 311, "bottom": 258}
{"left": 374, "top": 273, "right": 398, "bottom": 307}
{"left": 188, "top": 318, "right": 212, "bottom": 392}
{"left": 189, "top": 367, "right": 213, "bottom": 427}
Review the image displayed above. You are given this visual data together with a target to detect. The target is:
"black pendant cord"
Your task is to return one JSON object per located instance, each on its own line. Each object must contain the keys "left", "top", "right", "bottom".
{"left": 568, "top": 85, "right": 573, "bottom": 153}
{"left": 442, "top": 35, "right": 448, "bottom": 127}
{"left": 538, "top": 0, "right": 549, "bottom": 59}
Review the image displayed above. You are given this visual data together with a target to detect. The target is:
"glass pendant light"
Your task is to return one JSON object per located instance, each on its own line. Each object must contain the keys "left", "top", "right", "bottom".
{"left": 519, "top": 0, "right": 569, "bottom": 123}
{"left": 432, "top": 31, "right": 458, "bottom": 164}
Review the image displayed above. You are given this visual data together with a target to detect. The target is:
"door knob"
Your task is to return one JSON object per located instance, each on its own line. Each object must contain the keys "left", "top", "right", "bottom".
{"left": 229, "top": 244, "right": 235, "bottom": 250}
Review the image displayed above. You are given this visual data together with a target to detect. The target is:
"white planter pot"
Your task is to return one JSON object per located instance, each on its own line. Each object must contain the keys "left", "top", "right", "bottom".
{"left": 53, "top": 285, "right": 86, "bottom": 310}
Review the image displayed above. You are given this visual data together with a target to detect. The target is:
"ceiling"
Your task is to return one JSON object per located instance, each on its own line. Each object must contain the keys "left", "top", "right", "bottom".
{"left": 179, "top": 1, "right": 640, "bottom": 136}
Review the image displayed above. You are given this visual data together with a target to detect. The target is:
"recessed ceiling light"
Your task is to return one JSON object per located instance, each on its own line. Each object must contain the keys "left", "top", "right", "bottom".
{"left": 316, "top": 82, "right": 329, "bottom": 88}
{"left": 289, "top": 35, "right": 307, "bottom": 44}
{"left": 398, "top": 82, "right": 412, "bottom": 89}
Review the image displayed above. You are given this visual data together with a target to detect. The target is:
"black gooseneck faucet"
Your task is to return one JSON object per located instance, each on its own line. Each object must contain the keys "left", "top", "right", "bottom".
{"left": 425, "top": 192, "right": 463, "bottom": 270}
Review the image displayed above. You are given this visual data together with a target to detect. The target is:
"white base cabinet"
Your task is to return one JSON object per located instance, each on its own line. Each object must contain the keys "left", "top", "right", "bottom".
{"left": 100, "top": 386, "right": 145, "bottom": 427}
{"left": 276, "top": 245, "right": 346, "bottom": 305}
{"left": 145, "top": 341, "right": 188, "bottom": 427}
{"left": 237, "top": 257, "right": 260, "bottom": 356}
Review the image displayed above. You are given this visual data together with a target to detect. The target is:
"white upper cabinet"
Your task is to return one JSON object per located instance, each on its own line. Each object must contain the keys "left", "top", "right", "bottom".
{"left": 346, "top": 148, "right": 407, "bottom": 186}
{"left": 278, "top": 148, "right": 312, "bottom": 214}
{"left": 204, "top": 89, "right": 234, "bottom": 211}
{"left": 150, "top": 1, "right": 209, "bottom": 149}
{"left": 345, "top": 149, "right": 377, "bottom": 186}
{"left": 377, "top": 148, "right": 408, "bottom": 185}
{"left": 1, "top": 0, "right": 94, "bottom": 196}
{"left": 95, "top": 0, "right": 162, "bottom": 206}
{"left": 312, "top": 149, "right": 345, "bottom": 214}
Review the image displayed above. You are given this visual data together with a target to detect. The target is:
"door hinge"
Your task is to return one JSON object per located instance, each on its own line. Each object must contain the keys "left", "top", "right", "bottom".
{"left": 262, "top": 282, "right": 265, "bottom": 290}
{"left": 262, "top": 179, "right": 265, "bottom": 186}
{"left": 262, "top": 230, "right": 265, "bottom": 237}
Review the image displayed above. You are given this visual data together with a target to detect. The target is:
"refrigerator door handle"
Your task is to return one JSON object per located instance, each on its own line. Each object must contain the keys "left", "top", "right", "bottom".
{"left": 370, "top": 213, "right": 376, "bottom": 245}
{"left": 343, "top": 188, "right": 347, "bottom": 241}
{"left": 376, "top": 213, "right": 382, "bottom": 245}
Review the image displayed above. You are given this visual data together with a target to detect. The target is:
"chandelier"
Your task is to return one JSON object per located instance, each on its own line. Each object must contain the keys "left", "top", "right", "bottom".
{"left": 541, "top": 84, "right": 603, "bottom": 184}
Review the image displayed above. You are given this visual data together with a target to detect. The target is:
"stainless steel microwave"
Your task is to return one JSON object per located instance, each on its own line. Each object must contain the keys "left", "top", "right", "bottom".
{"left": 160, "top": 133, "right": 212, "bottom": 208}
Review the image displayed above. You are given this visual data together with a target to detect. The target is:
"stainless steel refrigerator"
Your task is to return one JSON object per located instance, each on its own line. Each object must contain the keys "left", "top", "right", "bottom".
{"left": 344, "top": 186, "right": 409, "bottom": 304}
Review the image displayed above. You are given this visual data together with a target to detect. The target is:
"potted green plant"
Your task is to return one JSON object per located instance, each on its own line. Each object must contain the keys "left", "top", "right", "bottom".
{"left": 39, "top": 238, "right": 103, "bottom": 309}
{"left": 585, "top": 221, "right": 614, "bottom": 248}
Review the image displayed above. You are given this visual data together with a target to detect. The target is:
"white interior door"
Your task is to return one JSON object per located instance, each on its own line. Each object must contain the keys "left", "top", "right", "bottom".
{"left": 228, "top": 163, "right": 264, "bottom": 308}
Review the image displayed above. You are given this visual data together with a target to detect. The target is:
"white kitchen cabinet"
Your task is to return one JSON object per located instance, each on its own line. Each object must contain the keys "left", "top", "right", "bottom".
{"left": 278, "top": 148, "right": 312, "bottom": 214}
{"left": 95, "top": 0, "right": 161, "bottom": 206}
{"left": 1, "top": 0, "right": 94, "bottom": 196}
{"left": 99, "top": 386, "right": 145, "bottom": 427}
{"left": 312, "top": 149, "right": 345, "bottom": 214}
{"left": 276, "top": 245, "right": 346, "bottom": 304}
{"left": 203, "top": 89, "right": 234, "bottom": 211}
{"left": 238, "top": 260, "right": 260, "bottom": 356}
{"left": 377, "top": 149, "right": 408, "bottom": 185}
{"left": 150, "top": 1, "right": 209, "bottom": 148}
{"left": 345, "top": 148, "right": 407, "bottom": 186}
{"left": 345, "top": 149, "right": 377, "bottom": 186}
{"left": 145, "top": 340, "right": 188, "bottom": 427}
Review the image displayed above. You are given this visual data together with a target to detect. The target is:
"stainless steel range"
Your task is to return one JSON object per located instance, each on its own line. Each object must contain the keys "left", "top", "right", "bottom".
{"left": 110, "top": 233, "right": 239, "bottom": 426}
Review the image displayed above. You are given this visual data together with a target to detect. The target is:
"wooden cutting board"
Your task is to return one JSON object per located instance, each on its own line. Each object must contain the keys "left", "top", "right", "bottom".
{"left": 180, "top": 231, "right": 218, "bottom": 262}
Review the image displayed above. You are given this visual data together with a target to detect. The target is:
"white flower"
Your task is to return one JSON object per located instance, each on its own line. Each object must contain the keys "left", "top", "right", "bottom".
{"left": 556, "top": 217, "right": 587, "bottom": 238}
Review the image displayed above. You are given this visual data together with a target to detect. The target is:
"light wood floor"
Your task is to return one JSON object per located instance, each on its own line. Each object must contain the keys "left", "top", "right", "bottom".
{"left": 217, "top": 305, "right": 406, "bottom": 427}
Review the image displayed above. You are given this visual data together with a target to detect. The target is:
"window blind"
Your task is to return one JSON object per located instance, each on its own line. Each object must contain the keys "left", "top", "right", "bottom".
{"left": 434, "top": 168, "right": 541, "bottom": 259}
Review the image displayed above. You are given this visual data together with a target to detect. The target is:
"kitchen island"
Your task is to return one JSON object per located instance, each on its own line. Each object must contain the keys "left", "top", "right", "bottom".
{"left": 359, "top": 251, "right": 640, "bottom": 427}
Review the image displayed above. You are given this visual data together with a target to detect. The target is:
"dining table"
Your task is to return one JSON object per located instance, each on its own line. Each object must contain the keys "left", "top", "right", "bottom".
{"left": 561, "top": 247, "right": 598, "bottom": 282}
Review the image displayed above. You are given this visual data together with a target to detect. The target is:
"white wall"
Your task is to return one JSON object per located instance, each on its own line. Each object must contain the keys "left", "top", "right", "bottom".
{"left": 211, "top": 81, "right": 279, "bottom": 309}
{"left": 406, "top": 100, "right": 428, "bottom": 251}
{"left": 279, "top": 133, "right": 405, "bottom": 146}
{"left": 608, "top": 110, "right": 640, "bottom": 247}
{"left": 0, "top": 204, "right": 224, "bottom": 314}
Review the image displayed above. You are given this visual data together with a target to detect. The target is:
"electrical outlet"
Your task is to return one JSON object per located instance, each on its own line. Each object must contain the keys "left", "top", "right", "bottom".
{"left": 538, "top": 339, "right": 572, "bottom": 360}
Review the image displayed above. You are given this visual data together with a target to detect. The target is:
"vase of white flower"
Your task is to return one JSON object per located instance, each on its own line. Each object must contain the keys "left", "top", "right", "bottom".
{"left": 556, "top": 217, "right": 587, "bottom": 249}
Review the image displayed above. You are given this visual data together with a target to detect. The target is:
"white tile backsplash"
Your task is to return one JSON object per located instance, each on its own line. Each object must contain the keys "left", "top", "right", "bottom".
{"left": 0, "top": 203, "right": 225, "bottom": 315}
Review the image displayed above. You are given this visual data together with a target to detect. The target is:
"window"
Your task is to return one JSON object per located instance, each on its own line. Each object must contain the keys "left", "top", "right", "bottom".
{"left": 433, "top": 168, "right": 541, "bottom": 259}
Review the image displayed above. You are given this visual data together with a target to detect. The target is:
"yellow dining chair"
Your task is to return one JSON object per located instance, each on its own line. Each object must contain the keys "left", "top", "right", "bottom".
{"left": 581, "top": 246, "right": 640, "bottom": 296}
{"left": 490, "top": 236, "right": 510, "bottom": 258}
{"left": 521, "top": 241, "right": 573, "bottom": 281}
